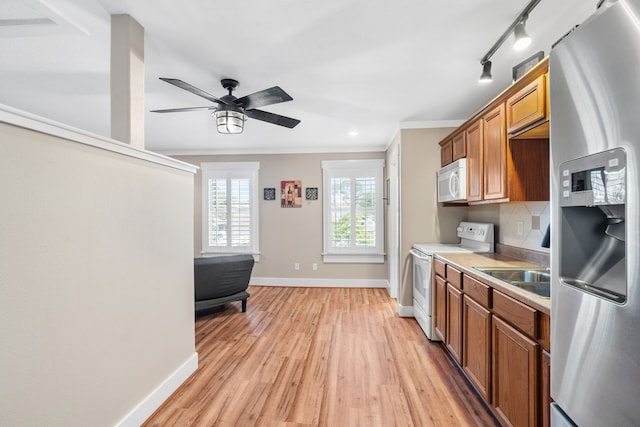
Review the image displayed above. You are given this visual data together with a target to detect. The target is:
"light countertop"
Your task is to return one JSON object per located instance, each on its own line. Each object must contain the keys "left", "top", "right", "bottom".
{"left": 434, "top": 252, "right": 551, "bottom": 314}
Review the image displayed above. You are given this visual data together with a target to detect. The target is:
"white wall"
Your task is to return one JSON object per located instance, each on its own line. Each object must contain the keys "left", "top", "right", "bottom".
{"left": 0, "top": 113, "right": 197, "bottom": 426}
{"left": 175, "top": 152, "right": 388, "bottom": 285}
{"left": 395, "top": 128, "right": 468, "bottom": 308}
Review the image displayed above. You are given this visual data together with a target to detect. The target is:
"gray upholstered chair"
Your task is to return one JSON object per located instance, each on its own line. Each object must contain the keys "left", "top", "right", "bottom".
{"left": 194, "top": 254, "right": 254, "bottom": 314}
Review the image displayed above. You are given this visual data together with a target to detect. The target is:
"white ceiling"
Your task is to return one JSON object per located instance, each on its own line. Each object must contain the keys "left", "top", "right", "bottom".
{"left": 0, "top": 0, "right": 596, "bottom": 155}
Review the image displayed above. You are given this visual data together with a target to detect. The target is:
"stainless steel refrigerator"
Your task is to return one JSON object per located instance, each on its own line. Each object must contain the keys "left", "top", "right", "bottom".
{"left": 550, "top": 0, "right": 640, "bottom": 425}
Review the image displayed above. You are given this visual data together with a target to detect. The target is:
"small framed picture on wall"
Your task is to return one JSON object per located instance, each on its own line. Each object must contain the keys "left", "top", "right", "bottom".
{"left": 281, "top": 180, "right": 302, "bottom": 208}
{"left": 264, "top": 188, "right": 276, "bottom": 200}
{"left": 305, "top": 187, "right": 318, "bottom": 200}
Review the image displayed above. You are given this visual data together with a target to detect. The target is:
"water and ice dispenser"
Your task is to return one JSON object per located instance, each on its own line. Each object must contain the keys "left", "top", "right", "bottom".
{"left": 559, "top": 148, "right": 627, "bottom": 303}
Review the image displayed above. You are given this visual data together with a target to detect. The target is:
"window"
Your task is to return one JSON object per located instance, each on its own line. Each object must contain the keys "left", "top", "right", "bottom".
{"left": 322, "top": 159, "right": 385, "bottom": 263}
{"left": 201, "top": 162, "right": 259, "bottom": 258}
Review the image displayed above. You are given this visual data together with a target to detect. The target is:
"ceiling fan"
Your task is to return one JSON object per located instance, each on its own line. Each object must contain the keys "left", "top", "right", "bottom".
{"left": 151, "top": 78, "right": 301, "bottom": 134}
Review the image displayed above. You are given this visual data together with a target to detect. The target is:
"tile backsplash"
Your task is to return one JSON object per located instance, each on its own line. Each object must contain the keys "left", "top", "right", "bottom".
{"left": 499, "top": 202, "right": 550, "bottom": 253}
{"left": 468, "top": 202, "right": 550, "bottom": 253}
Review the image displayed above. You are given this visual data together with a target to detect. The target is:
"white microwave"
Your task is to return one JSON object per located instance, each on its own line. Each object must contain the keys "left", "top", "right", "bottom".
{"left": 437, "top": 158, "right": 467, "bottom": 202}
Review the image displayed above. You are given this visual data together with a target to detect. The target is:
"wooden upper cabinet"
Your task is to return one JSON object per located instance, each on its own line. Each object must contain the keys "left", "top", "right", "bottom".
{"left": 466, "top": 119, "right": 483, "bottom": 202}
{"left": 483, "top": 103, "right": 507, "bottom": 200}
{"left": 507, "top": 74, "right": 547, "bottom": 135}
{"left": 441, "top": 139, "right": 453, "bottom": 167}
{"left": 452, "top": 132, "right": 466, "bottom": 161}
{"left": 436, "top": 57, "right": 550, "bottom": 205}
{"left": 441, "top": 131, "right": 466, "bottom": 166}
{"left": 508, "top": 137, "right": 550, "bottom": 202}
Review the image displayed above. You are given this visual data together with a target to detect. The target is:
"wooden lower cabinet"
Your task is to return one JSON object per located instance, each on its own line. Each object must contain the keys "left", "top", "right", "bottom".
{"left": 541, "top": 350, "right": 551, "bottom": 427}
{"left": 462, "top": 295, "right": 491, "bottom": 402}
{"left": 434, "top": 260, "right": 551, "bottom": 427}
{"left": 434, "top": 275, "right": 447, "bottom": 341}
{"left": 492, "top": 315, "right": 539, "bottom": 427}
{"left": 446, "top": 284, "right": 463, "bottom": 364}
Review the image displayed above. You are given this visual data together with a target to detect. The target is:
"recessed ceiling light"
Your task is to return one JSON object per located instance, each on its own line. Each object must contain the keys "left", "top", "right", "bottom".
{"left": 348, "top": 131, "right": 359, "bottom": 136}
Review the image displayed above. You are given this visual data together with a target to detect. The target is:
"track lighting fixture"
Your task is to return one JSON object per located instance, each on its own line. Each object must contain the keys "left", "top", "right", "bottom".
{"left": 513, "top": 19, "right": 532, "bottom": 51}
{"left": 479, "top": 60, "right": 493, "bottom": 83}
{"left": 478, "top": 0, "right": 541, "bottom": 83}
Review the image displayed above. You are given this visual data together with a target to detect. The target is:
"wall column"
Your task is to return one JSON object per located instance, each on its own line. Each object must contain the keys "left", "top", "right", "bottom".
{"left": 111, "top": 14, "right": 144, "bottom": 148}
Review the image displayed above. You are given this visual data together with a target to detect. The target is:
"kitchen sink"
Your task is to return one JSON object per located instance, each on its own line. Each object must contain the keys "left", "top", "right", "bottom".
{"left": 473, "top": 267, "right": 550, "bottom": 298}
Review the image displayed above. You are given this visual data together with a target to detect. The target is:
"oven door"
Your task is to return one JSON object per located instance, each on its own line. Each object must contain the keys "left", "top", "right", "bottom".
{"left": 411, "top": 249, "right": 439, "bottom": 340}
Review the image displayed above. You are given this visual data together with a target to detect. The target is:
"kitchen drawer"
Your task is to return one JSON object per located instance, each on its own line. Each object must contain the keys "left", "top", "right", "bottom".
{"left": 434, "top": 258, "right": 446, "bottom": 278}
{"left": 493, "top": 290, "right": 537, "bottom": 338}
{"left": 464, "top": 274, "right": 491, "bottom": 308}
{"left": 446, "top": 265, "right": 462, "bottom": 289}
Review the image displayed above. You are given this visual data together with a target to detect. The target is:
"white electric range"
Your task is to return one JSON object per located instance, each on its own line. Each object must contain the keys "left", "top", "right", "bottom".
{"left": 410, "top": 222, "right": 494, "bottom": 340}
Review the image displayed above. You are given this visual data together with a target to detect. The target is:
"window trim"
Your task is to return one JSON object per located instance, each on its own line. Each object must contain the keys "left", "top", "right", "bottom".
{"left": 200, "top": 162, "right": 260, "bottom": 259}
{"left": 321, "top": 159, "right": 385, "bottom": 263}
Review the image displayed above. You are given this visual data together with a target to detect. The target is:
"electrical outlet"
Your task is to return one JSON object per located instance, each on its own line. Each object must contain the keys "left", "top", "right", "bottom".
{"left": 517, "top": 221, "right": 524, "bottom": 236}
{"left": 294, "top": 262, "right": 300, "bottom": 270}
{"left": 312, "top": 263, "right": 318, "bottom": 271}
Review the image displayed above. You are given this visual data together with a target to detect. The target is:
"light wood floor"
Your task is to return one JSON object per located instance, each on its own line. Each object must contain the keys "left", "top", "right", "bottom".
{"left": 143, "top": 286, "right": 499, "bottom": 427}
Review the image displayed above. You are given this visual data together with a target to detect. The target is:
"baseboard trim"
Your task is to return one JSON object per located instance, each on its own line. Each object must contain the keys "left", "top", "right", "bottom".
{"left": 250, "top": 277, "right": 388, "bottom": 288}
{"left": 397, "top": 303, "right": 414, "bottom": 317}
{"left": 115, "top": 352, "right": 198, "bottom": 427}
{"left": 387, "top": 283, "right": 398, "bottom": 299}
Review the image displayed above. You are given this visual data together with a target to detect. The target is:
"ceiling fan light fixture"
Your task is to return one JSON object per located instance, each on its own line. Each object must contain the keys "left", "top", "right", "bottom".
{"left": 153, "top": 77, "right": 299, "bottom": 130}
{"left": 214, "top": 107, "right": 246, "bottom": 134}
{"left": 513, "top": 20, "right": 532, "bottom": 51}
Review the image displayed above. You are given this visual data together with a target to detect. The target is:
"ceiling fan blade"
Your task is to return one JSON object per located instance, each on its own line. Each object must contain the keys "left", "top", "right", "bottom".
{"left": 159, "top": 78, "right": 229, "bottom": 105}
{"left": 245, "top": 109, "right": 300, "bottom": 128}
{"left": 150, "top": 106, "right": 217, "bottom": 113}
{"left": 234, "top": 86, "right": 293, "bottom": 110}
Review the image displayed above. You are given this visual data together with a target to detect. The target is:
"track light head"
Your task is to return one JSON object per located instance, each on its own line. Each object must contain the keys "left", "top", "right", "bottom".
{"left": 476, "top": 0, "right": 540, "bottom": 83}
{"left": 479, "top": 61, "right": 492, "bottom": 83}
{"left": 513, "top": 20, "right": 532, "bottom": 51}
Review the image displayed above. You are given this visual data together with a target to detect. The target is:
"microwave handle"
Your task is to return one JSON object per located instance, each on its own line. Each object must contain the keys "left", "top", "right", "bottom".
{"left": 449, "top": 171, "right": 459, "bottom": 197}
